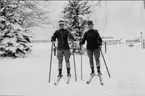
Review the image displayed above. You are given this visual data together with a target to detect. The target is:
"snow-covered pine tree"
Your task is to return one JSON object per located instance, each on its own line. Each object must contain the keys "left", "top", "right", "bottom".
{"left": 62, "top": 0, "right": 91, "bottom": 54}
{"left": 62, "top": 0, "right": 91, "bottom": 38}
{"left": 0, "top": 0, "right": 32, "bottom": 58}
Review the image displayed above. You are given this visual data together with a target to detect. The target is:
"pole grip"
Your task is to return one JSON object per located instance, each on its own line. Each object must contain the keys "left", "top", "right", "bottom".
{"left": 105, "top": 42, "right": 107, "bottom": 53}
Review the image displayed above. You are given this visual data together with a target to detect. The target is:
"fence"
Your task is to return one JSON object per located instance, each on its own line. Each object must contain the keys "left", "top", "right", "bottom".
{"left": 102, "top": 40, "right": 120, "bottom": 45}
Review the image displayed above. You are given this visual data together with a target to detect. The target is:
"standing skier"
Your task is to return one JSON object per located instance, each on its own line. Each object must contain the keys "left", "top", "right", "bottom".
{"left": 51, "top": 20, "right": 75, "bottom": 78}
{"left": 79, "top": 21, "right": 102, "bottom": 76}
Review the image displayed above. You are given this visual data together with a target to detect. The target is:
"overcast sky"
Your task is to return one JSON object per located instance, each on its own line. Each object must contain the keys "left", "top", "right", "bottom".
{"left": 31, "top": 1, "right": 145, "bottom": 40}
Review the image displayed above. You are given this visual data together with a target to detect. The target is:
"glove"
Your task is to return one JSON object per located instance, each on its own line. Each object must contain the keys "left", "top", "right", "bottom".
{"left": 53, "top": 47, "right": 56, "bottom": 56}
{"left": 51, "top": 36, "right": 55, "bottom": 42}
{"left": 98, "top": 46, "right": 101, "bottom": 50}
{"left": 79, "top": 42, "right": 82, "bottom": 47}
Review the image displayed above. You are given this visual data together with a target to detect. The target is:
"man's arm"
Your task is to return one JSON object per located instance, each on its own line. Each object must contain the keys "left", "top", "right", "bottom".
{"left": 51, "top": 31, "right": 57, "bottom": 42}
{"left": 95, "top": 30, "right": 102, "bottom": 46}
{"left": 68, "top": 31, "right": 76, "bottom": 41}
{"left": 79, "top": 32, "right": 87, "bottom": 46}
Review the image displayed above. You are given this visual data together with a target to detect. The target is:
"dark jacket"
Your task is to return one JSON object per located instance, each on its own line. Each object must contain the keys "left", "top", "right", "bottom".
{"left": 80, "top": 29, "right": 102, "bottom": 50}
{"left": 51, "top": 28, "right": 75, "bottom": 50}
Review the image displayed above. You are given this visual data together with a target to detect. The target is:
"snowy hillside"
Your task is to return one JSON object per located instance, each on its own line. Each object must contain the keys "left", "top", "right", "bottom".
{"left": 0, "top": 42, "right": 145, "bottom": 96}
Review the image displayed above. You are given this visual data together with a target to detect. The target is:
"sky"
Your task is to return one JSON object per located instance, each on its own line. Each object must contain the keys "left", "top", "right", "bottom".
{"left": 88, "top": 1, "right": 145, "bottom": 38}
{"left": 30, "top": 1, "right": 68, "bottom": 40}
{"left": 30, "top": 1, "right": 145, "bottom": 40}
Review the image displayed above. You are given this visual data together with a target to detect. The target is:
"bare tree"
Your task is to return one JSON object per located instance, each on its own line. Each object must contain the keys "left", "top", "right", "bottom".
{"left": 14, "top": 0, "right": 51, "bottom": 28}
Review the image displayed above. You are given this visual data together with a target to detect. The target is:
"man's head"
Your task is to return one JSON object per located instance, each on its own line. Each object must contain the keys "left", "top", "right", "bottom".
{"left": 58, "top": 20, "right": 65, "bottom": 29}
{"left": 87, "top": 21, "right": 94, "bottom": 29}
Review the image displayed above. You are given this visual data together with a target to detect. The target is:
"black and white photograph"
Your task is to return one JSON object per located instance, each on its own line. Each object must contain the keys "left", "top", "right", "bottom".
{"left": 0, "top": 0, "right": 145, "bottom": 96}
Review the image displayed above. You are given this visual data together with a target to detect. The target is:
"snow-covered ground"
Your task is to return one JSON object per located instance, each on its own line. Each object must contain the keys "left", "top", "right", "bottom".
{"left": 0, "top": 42, "right": 145, "bottom": 96}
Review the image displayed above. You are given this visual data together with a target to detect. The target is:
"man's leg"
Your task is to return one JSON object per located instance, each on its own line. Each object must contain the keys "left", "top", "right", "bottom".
{"left": 64, "top": 50, "right": 71, "bottom": 76}
{"left": 87, "top": 50, "right": 94, "bottom": 74}
{"left": 94, "top": 48, "right": 101, "bottom": 74}
{"left": 57, "top": 50, "right": 64, "bottom": 76}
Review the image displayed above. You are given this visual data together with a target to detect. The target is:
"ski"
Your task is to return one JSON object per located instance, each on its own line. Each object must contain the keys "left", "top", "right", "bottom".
{"left": 66, "top": 76, "right": 71, "bottom": 84}
{"left": 98, "top": 74, "right": 104, "bottom": 85}
{"left": 86, "top": 73, "right": 95, "bottom": 84}
{"left": 54, "top": 76, "right": 63, "bottom": 85}
{"left": 86, "top": 73, "right": 104, "bottom": 85}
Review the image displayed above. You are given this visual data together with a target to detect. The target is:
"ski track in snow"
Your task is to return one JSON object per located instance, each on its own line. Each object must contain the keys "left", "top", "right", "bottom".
{"left": 0, "top": 43, "right": 145, "bottom": 96}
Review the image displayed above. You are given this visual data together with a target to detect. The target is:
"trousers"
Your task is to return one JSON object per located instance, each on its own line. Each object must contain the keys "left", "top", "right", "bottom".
{"left": 87, "top": 48, "right": 100, "bottom": 68}
{"left": 57, "top": 50, "right": 71, "bottom": 70}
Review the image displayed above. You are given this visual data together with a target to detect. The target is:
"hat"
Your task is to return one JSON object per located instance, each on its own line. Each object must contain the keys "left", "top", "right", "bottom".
{"left": 58, "top": 20, "right": 64, "bottom": 25}
{"left": 87, "top": 21, "right": 93, "bottom": 25}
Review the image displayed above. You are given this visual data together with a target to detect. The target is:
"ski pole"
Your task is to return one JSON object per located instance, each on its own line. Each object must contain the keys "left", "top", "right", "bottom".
{"left": 100, "top": 49, "right": 111, "bottom": 78}
{"left": 48, "top": 42, "right": 54, "bottom": 83}
{"left": 105, "top": 42, "right": 107, "bottom": 53}
{"left": 53, "top": 43, "right": 56, "bottom": 56}
{"left": 80, "top": 45, "right": 83, "bottom": 80}
{"left": 73, "top": 49, "right": 77, "bottom": 82}
{"left": 72, "top": 42, "right": 77, "bottom": 82}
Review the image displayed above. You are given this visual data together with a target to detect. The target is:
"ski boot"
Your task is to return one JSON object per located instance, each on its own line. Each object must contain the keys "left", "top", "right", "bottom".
{"left": 97, "top": 71, "right": 103, "bottom": 85}
{"left": 67, "top": 73, "right": 71, "bottom": 77}
{"left": 97, "top": 71, "right": 102, "bottom": 76}
{"left": 57, "top": 73, "right": 63, "bottom": 78}
{"left": 67, "top": 73, "right": 71, "bottom": 84}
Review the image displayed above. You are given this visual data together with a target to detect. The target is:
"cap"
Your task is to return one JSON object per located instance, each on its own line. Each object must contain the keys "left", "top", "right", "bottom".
{"left": 58, "top": 20, "right": 64, "bottom": 25}
{"left": 87, "top": 21, "right": 93, "bottom": 25}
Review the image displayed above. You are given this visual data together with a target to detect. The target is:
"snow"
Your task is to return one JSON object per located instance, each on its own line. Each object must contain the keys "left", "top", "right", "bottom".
{"left": 0, "top": 42, "right": 145, "bottom": 96}
{"left": 1, "top": 1, "right": 145, "bottom": 96}
{"left": 0, "top": 16, "right": 5, "bottom": 21}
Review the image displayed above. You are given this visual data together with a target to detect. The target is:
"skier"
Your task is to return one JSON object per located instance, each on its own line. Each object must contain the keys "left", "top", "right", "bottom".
{"left": 79, "top": 21, "right": 103, "bottom": 76}
{"left": 51, "top": 20, "right": 75, "bottom": 78}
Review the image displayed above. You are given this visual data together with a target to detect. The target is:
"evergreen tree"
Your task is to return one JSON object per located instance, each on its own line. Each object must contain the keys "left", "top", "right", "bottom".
{"left": 62, "top": 0, "right": 91, "bottom": 54}
{"left": 0, "top": 0, "right": 32, "bottom": 58}
{"left": 62, "top": 0, "right": 91, "bottom": 39}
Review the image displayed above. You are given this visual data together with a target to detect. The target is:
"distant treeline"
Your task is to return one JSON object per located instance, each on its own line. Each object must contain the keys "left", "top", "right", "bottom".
{"left": 30, "top": 37, "right": 141, "bottom": 45}
{"left": 31, "top": 40, "right": 50, "bottom": 43}
{"left": 102, "top": 40, "right": 120, "bottom": 45}
{"left": 102, "top": 38, "right": 140, "bottom": 45}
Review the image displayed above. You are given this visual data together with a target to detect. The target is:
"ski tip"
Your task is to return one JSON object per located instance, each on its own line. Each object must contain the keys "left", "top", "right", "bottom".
{"left": 101, "top": 83, "right": 104, "bottom": 86}
{"left": 100, "top": 82, "right": 104, "bottom": 86}
{"left": 54, "top": 83, "right": 58, "bottom": 85}
{"left": 86, "top": 81, "right": 90, "bottom": 84}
